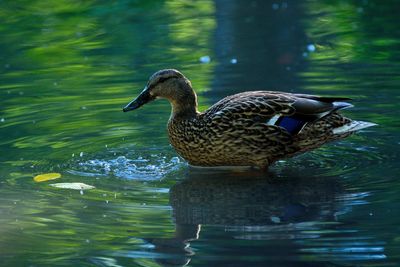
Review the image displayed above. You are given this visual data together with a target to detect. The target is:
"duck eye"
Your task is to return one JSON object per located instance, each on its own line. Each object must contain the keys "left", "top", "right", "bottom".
{"left": 147, "top": 77, "right": 171, "bottom": 89}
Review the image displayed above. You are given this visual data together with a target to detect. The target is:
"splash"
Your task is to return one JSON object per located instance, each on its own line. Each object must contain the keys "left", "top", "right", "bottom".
{"left": 68, "top": 152, "right": 183, "bottom": 180}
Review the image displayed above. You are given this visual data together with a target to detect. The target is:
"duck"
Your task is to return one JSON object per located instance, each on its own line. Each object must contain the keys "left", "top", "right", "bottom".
{"left": 123, "top": 69, "right": 376, "bottom": 169}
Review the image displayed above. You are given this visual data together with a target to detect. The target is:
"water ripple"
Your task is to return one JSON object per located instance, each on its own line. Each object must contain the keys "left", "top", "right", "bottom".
{"left": 273, "top": 140, "right": 384, "bottom": 177}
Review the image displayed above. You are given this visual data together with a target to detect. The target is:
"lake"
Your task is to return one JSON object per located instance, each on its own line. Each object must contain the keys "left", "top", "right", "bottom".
{"left": 1, "top": 0, "right": 399, "bottom": 266}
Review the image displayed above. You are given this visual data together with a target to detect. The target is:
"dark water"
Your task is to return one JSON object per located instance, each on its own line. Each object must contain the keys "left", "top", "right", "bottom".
{"left": 1, "top": 0, "right": 399, "bottom": 266}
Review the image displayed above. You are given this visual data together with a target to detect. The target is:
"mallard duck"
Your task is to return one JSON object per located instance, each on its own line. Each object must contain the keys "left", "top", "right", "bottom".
{"left": 123, "top": 69, "right": 376, "bottom": 169}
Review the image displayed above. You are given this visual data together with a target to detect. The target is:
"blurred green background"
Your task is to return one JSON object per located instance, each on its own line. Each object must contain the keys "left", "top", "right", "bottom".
{"left": 0, "top": 0, "right": 399, "bottom": 266}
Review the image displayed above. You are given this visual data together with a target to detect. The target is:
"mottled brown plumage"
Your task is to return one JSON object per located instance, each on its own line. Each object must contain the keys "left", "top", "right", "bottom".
{"left": 123, "top": 69, "right": 376, "bottom": 169}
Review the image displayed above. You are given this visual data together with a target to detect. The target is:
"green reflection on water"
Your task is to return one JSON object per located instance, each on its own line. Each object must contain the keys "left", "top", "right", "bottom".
{"left": 0, "top": 1, "right": 215, "bottom": 264}
{"left": 0, "top": 0, "right": 215, "bottom": 166}
{"left": 0, "top": 0, "right": 399, "bottom": 266}
{"left": 304, "top": 0, "right": 400, "bottom": 62}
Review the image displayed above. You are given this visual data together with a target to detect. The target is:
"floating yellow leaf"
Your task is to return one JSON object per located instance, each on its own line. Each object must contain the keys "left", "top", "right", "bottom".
{"left": 49, "top": 182, "right": 95, "bottom": 190}
{"left": 34, "top": 173, "right": 61, "bottom": 182}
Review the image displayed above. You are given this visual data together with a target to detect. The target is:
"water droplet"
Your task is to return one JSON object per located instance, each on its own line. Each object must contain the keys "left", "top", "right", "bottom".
{"left": 302, "top": 52, "right": 308, "bottom": 57}
{"left": 105, "top": 144, "right": 108, "bottom": 148}
{"left": 81, "top": 106, "right": 87, "bottom": 110}
{"left": 106, "top": 200, "right": 109, "bottom": 204}
{"left": 307, "top": 44, "right": 316, "bottom": 52}
{"left": 230, "top": 58, "right": 238, "bottom": 64}
{"left": 170, "top": 157, "right": 180, "bottom": 164}
{"left": 80, "top": 152, "right": 84, "bottom": 157}
{"left": 80, "top": 190, "right": 84, "bottom": 195}
{"left": 72, "top": 153, "right": 75, "bottom": 157}
{"left": 116, "top": 156, "right": 126, "bottom": 164}
{"left": 272, "top": 3, "right": 279, "bottom": 10}
{"left": 270, "top": 216, "right": 281, "bottom": 223}
{"left": 53, "top": 82, "right": 58, "bottom": 86}
{"left": 199, "top": 55, "right": 211, "bottom": 64}
{"left": 0, "top": 118, "right": 5, "bottom": 123}
{"left": 19, "top": 91, "right": 24, "bottom": 95}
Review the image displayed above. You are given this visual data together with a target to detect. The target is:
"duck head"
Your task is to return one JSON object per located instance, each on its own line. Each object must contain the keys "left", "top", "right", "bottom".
{"left": 123, "top": 69, "right": 198, "bottom": 117}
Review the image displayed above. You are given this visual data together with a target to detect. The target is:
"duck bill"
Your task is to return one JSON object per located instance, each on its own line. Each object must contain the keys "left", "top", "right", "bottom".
{"left": 123, "top": 88, "right": 151, "bottom": 112}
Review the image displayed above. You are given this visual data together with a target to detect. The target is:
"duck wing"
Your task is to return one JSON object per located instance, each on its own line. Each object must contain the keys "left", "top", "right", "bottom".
{"left": 204, "top": 91, "right": 352, "bottom": 135}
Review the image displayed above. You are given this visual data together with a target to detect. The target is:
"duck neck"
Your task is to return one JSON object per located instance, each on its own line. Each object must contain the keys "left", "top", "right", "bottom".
{"left": 168, "top": 84, "right": 199, "bottom": 120}
{"left": 170, "top": 95, "right": 198, "bottom": 120}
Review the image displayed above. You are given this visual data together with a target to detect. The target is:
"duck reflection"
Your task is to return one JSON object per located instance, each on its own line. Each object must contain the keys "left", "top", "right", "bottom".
{"left": 171, "top": 169, "right": 343, "bottom": 226}
{"left": 147, "top": 168, "right": 348, "bottom": 266}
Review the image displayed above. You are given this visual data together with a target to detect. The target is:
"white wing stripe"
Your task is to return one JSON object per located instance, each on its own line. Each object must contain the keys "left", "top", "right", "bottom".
{"left": 266, "top": 115, "right": 280, "bottom": 125}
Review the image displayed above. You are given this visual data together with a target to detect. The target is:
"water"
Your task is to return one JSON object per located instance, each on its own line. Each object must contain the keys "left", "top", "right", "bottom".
{"left": 1, "top": 0, "right": 399, "bottom": 266}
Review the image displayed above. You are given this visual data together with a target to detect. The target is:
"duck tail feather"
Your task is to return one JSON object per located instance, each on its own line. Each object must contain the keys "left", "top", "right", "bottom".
{"left": 333, "top": 101, "right": 354, "bottom": 110}
{"left": 332, "top": 121, "right": 377, "bottom": 135}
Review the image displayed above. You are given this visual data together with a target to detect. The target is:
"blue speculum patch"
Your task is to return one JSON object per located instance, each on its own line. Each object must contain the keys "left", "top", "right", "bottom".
{"left": 277, "top": 116, "right": 306, "bottom": 134}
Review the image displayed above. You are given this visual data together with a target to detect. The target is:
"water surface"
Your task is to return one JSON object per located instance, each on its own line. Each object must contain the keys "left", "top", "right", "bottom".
{"left": 1, "top": 0, "right": 399, "bottom": 266}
